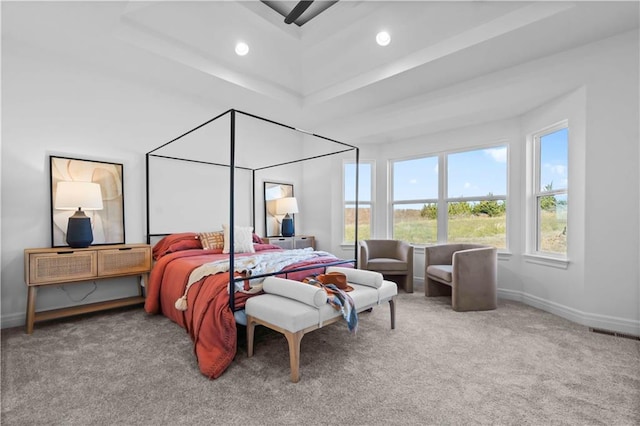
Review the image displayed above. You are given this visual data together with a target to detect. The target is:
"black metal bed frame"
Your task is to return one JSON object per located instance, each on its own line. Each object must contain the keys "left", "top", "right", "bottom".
{"left": 145, "top": 109, "right": 359, "bottom": 311}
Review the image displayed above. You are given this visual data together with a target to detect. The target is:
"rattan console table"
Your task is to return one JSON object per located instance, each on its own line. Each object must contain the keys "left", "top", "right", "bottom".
{"left": 24, "top": 244, "right": 151, "bottom": 334}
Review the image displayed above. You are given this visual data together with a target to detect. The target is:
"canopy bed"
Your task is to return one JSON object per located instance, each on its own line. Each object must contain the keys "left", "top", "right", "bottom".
{"left": 144, "top": 109, "right": 360, "bottom": 378}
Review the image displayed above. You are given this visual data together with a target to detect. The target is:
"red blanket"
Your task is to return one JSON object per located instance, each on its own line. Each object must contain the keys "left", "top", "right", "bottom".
{"left": 144, "top": 248, "right": 351, "bottom": 378}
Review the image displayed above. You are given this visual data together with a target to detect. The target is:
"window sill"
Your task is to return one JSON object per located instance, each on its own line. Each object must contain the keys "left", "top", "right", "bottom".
{"left": 497, "top": 251, "right": 512, "bottom": 261}
{"left": 523, "top": 253, "right": 569, "bottom": 269}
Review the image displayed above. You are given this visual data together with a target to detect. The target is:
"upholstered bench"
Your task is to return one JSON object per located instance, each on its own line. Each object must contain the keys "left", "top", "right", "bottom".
{"left": 245, "top": 267, "right": 397, "bottom": 382}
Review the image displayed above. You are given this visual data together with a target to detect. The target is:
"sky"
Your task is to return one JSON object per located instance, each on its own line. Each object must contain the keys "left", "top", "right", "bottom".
{"left": 539, "top": 128, "right": 569, "bottom": 191}
{"left": 391, "top": 147, "right": 508, "bottom": 201}
{"left": 345, "top": 128, "right": 568, "bottom": 204}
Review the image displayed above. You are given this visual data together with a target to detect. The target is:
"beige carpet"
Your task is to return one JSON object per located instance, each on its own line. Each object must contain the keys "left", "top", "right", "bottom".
{"left": 1, "top": 291, "right": 639, "bottom": 425}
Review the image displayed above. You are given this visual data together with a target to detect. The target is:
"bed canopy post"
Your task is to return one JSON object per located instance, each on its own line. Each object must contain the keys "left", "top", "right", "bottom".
{"left": 252, "top": 169, "right": 256, "bottom": 235}
{"left": 229, "top": 109, "right": 236, "bottom": 312}
{"left": 354, "top": 147, "right": 360, "bottom": 268}
{"left": 145, "top": 153, "right": 150, "bottom": 244}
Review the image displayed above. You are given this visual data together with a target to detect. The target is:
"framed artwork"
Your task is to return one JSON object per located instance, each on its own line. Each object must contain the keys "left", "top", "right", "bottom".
{"left": 264, "top": 181, "right": 293, "bottom": 237}
{"left": 50, "top": 156, "right": 125, "bottom": 247}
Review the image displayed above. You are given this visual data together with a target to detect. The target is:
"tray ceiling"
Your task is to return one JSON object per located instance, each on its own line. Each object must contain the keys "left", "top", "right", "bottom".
{"left": 2, "top": 1, "right": 638, "bottom": 144}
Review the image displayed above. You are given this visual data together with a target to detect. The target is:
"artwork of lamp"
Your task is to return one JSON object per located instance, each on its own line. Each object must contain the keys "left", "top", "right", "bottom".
{"left": 276, "top": 197, "right": 298, "bottom": 237}
{"left": 54, "top": 181, "right": 103, "bottom": 248}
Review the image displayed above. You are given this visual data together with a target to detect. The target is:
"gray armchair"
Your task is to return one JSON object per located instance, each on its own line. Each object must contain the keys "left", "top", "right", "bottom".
{"left": 424, "top": 244, "right": 497, "bottom": 311}
{"left": 359, "top": 239, "right": 414, "bottom": 293}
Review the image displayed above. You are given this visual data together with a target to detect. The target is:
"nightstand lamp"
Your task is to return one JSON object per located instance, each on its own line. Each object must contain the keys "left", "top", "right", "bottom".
{"left": 276, "top": 197, "right": 298, "bottom": 237}
{"left": 55, "top": 181, "right": 103, "bottom": 248}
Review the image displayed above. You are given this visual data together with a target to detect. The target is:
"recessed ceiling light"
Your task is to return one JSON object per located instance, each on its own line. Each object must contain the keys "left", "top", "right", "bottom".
{"left": 376, "top": 31, "right": 391, "bottom": 47}
{"left": 376, "top": 31, "right": 391, "bottom": 46}
{"left": 235, "top": 42, "right": 249, "bottom": 56}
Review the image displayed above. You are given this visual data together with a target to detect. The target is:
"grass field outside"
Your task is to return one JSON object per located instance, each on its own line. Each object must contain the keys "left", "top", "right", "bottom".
{"left": 345, "top": 208, "right": 566, "bottom": 254}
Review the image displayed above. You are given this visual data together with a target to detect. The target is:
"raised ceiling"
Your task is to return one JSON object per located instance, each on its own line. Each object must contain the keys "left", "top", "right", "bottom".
{"left": 2, "top": 1, "right": 638, "bottom": 144}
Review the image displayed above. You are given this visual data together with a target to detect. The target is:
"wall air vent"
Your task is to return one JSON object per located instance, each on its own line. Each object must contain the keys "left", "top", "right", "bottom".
{"left": 590, "top": 327, "right": 640, "bottom": 341}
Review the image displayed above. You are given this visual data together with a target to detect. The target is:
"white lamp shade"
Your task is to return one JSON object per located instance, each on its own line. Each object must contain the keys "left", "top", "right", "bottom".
{"left": 55, "top": 181, "right": 104, "bottom": 210}
{"left": 275, "top": 197, "right": 299, "bottom": 215}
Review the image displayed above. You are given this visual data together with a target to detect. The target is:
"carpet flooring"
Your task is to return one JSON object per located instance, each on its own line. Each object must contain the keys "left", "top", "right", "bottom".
{"left": 1, "top": 291, "right": 639, "bottom": 425}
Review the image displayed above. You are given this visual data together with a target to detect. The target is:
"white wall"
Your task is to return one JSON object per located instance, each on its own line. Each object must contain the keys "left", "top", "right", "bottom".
{"left": 1, "top": 39, "right": 225, "bottom": 327}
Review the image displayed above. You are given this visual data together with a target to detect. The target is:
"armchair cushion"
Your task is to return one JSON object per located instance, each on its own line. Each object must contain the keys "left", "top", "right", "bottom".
{"left": 367, "top": 258, "right": 408, "bottom": 272}
{"left": 426, "top": 265, "right": 453, "bottom": 282}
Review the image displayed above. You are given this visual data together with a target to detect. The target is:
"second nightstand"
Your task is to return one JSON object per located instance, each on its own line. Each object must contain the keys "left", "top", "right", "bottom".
{"left": 262, "top": 235, "right": 315, "bottom": 250}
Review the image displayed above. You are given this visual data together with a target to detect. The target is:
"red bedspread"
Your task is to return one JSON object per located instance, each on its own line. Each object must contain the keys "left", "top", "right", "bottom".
{"left": 144, "top": 247, "right": 351, "bottom": 378}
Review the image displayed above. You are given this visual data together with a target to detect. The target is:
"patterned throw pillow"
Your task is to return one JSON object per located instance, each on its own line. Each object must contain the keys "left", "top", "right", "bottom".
{"left": 222, "top": 224, "right": 255, "bottom": 254}
{"left": 198, "top": 231, "right": 225, "bottom": 250}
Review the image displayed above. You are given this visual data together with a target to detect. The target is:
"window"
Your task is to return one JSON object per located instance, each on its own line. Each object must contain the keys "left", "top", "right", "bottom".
{"left": 532, "top": 125, "right": 568, "bottom": 256}
{"left": 391, "top": 145, "right": 507, "bottom": 247}
{"left": 446, "top": 147, "right": 507, "bottom": 248}
{"left": 391, "top": 156, "right": 438, "bottom": 244}
{"left": 344, "top": 161, "right": 373, "bottom": 243}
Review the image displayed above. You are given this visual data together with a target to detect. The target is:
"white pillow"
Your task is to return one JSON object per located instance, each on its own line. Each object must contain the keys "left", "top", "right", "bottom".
{"left": 222, "top": 224, "right": 256, "bottom": 254}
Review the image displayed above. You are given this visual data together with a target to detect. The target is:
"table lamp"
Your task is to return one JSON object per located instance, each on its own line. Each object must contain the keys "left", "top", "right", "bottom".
{"left": 55, "top": 181, "right": 104, "bottom": 248}
{"left": 276, "top": 197, "right": 298, "bottom": 237}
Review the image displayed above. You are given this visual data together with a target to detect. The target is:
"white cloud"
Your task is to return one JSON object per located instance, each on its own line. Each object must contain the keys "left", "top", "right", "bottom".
{"left": 464, "top": 182, "right": 471, "bottom": 189}
{"left": 485, "top": 147, "right": 507, "bottom": 163}
{"left": 433, "top": 164, "right": 438, "bottom": 174}
{"left": 544, "top": 163, "right": 567, "bottom": 176}
{"left": 409, "top": 179, "right": 417, "bottom": 184}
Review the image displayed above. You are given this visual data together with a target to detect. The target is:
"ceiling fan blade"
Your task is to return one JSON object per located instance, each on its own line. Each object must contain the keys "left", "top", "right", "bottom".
{"left": 284, "top": 0, "right": 314, "bottom": 24}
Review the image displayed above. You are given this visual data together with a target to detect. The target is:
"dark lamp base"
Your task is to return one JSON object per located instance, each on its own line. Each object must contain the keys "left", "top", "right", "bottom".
{"left": 66, "top": 210, "right": 94, "bottom": 248}
{"left": 281, "top": 215, "right": 295, "bottom": 237}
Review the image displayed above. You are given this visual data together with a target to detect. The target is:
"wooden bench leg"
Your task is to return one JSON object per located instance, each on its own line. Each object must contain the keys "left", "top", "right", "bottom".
{"left": 246, "top": 316, "right": 256, "bottom": 357}
{"left": 284, "top": 330, "right": 304, "bottom": 383}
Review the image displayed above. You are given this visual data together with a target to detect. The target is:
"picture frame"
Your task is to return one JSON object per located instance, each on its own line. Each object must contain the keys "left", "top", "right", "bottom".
{"left": 264, "top": 181, "right": 294, "bottom": 237}
{"left": 50, "top": 155, "right": 125, "bottom": 247}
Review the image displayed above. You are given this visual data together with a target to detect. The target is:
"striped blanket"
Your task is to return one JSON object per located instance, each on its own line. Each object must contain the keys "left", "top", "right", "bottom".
{"left": 305, "top": 277, "right": 358, "bottom": 333}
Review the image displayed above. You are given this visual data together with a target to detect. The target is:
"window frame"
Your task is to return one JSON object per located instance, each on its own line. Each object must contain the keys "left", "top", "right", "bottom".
{"left": 390, "top": 142, "right": 509, "bottom": 248}
{"left": 342, "top": 159, "right": 375, "bottom": 244}
{"left": 389, "top": 154, "right": 440, "bottom": 245}
{"left": 529, "top": 121, "right": 569, "bottom": 260}
{"left": 444, "top": 145, "right": 508, "bottom": 248}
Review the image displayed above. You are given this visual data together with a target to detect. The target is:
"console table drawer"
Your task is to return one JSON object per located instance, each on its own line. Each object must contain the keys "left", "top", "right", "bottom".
{"left": 98, "top": 247, "right": 151, "bottom": 276}
{"left": 28, "top": 251, "right": 97, "bottom": 285}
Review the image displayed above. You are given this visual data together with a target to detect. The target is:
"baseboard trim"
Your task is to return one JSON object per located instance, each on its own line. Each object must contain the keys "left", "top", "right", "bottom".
{"left": 4, "top": 285, "right": 637, "bottom": 337}
{"left": 2, "top": 312, "right": 26, "bottom": 330}
{"left": 497, "top": 288, "right": 640, "bottom": 336}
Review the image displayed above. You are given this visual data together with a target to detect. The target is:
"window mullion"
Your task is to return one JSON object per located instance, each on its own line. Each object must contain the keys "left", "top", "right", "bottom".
{"left": 438, "top": 153, "right": 447, "bottom": 243}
